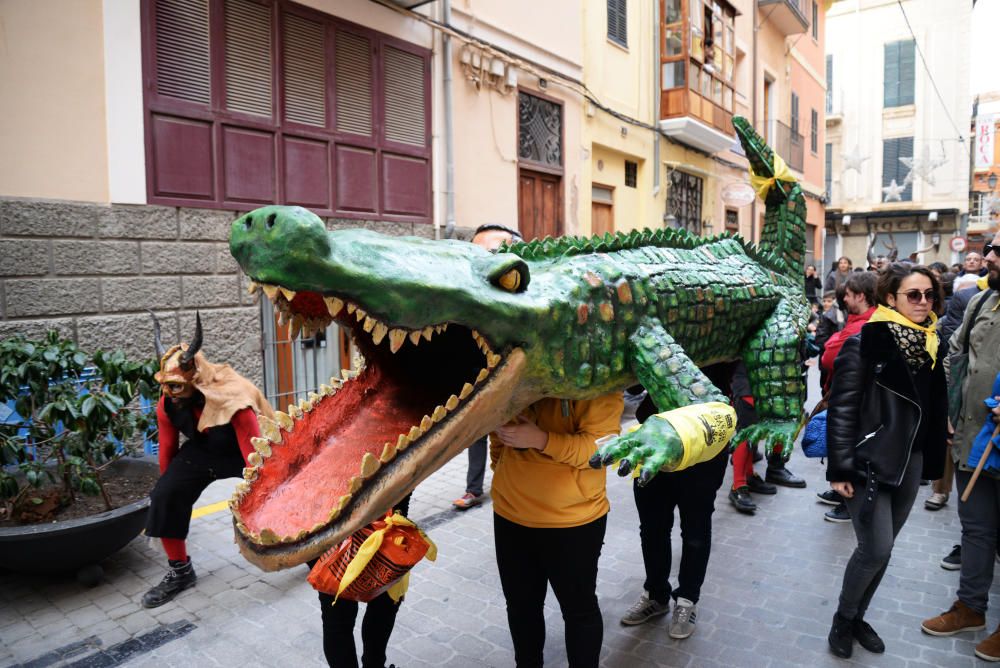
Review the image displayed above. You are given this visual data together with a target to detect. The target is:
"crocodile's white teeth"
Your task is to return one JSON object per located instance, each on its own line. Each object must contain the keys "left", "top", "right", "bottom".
{"left": 324, "top": 296, "right": 344, "bottom": 317}
{"left": 380, "top": 442, "right": 397, "bottom": 463}
{"left": 459, "top": 382, "right": 474, "bottom": 400}
{"left": 247, "top": 451, "right": 264, "bottom": 468}
{"left": 347, "top": 302, "right": 357, "bottom": 314}
{"left": 409, "top": 330, "right": 422, "bottom": 345}
{"left": 355, "top": 308, "right": 367, "bottom": 322}
{"left": 363, "top": 315, "right": 376, "bottom": 333}
{"left": 247, "top": 281, "right": 260, "bottom": 295}
{"left": 372, "top": 322, "right": 388, "bottom": 345}
{"left": 250, "top": 436, "right": 272, "bottom": 457}
{"left": 261, "top": 284, "right": 279, "bottom": 300}
{"left": 360, "top": 452, "right": 380, "bottom": 479}
{"left": 487, "top": 353, "right": 501, "bottom": 369}
{"left": 431, "top": 405, "right": 447, "bottom": 422}
{"left": 445, "top": 394, "right": 459, "bottom": 411}
{"left": 476, "top": 368, "right": 489, "bottom": 383}
{"left": 278, "top": 287, "right": 296, "bottom": 302}
{"left": 422, "top": 326, "right": 433, "bottom": 341}
{"left": 341, "top": 369, "right": 352, "bottom": 381}
{"left": 389, "top": 329, "right": 407, "bottom": 353}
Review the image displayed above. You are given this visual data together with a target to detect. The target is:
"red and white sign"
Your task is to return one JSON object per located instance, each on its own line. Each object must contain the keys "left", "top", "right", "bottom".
{"left": 975, "top": 115, "right": 996, "bottom": 170}
{"left": 950, "top": 236, "right": 967, "bottom": 253}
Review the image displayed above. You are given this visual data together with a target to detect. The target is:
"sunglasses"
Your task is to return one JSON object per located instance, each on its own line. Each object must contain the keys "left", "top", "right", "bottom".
{"left": 896, "top": 290, "right": 937, "bottom": 305}
{"left": 983, "top": 243, "right": 997, "bottom": 258}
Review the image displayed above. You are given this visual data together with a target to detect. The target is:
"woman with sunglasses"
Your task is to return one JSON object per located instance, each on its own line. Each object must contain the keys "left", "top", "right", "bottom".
{"left": 824, "top": 263, "right": 949, "bottom": 658}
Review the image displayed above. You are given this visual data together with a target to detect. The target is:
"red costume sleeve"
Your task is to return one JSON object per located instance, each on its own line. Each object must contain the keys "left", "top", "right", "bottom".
{"left": 231, "top": 407, "right": 262, "bottom": 466}
{"left": 156, "top": 396, "right": 179, "bottom": 474}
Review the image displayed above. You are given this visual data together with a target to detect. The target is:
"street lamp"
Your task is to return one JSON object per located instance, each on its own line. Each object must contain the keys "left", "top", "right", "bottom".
{"left": 989, "top": 173, "right": 998, "bottom": 191}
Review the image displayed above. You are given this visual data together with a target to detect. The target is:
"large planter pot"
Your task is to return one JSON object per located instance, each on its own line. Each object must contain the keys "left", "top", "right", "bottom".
{"left": 0, "top": 457, "right": 157, "bottom": 578}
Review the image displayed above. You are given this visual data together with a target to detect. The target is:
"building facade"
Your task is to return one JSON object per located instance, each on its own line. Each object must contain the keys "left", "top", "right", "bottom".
{"left": 824, "top": 0, "right": 971, "bottom": 270}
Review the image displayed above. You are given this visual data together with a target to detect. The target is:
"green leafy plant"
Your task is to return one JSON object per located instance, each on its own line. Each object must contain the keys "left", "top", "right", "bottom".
{"left": 0, "top": 332, "right": 159, "bottom": 521}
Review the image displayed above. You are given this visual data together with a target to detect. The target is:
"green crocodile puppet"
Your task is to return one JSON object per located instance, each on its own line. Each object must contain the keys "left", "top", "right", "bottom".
{"left": 226, "top": 116, "right": 809, "bottom": 571}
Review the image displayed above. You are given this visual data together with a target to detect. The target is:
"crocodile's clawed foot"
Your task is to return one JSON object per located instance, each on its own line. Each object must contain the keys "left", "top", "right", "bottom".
{"left": 733, "top": 419, "right": 803, "bottom": 462}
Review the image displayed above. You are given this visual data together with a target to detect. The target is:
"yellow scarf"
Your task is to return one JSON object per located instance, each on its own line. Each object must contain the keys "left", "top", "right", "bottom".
{"left": 867, "top": 305, "right": 938, "bottom": 367}
{"left": 748, "top": 153, "right": 798, "bottom": 200}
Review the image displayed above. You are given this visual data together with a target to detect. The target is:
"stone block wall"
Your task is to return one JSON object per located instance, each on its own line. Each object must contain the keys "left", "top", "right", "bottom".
{"left": 0, "top": 197, "right": 448, "bottom": 390}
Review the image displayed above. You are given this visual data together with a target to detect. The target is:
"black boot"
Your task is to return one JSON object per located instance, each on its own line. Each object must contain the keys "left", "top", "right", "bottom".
{"left": 828, "top": 612, "right": 854, "bottom": 658}
{"left": 852, "top": 618, "right": 885, "bottom": 653}
{"left": 765, "top": 456, "right": 806, "bottom": 488}
{"left": 728, "top": 487, "right": 757, "bottom": 514}
{"left": 142, "top": 558, "right": 196, "bottom": 609}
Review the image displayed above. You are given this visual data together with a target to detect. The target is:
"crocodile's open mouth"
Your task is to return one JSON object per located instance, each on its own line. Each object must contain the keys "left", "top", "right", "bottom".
{"left": 232, "top": 280, "right": 526, "bottom": 570}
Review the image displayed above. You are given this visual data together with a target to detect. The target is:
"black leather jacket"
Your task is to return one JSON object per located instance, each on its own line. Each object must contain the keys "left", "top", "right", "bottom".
{"left": 825, "top": 322, "right": 947, "bottom": 485}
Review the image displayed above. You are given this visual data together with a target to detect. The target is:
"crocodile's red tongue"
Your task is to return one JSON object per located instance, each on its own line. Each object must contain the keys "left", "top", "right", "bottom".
{"left": 237, "top": 367, "right": 433, "bottom": 539}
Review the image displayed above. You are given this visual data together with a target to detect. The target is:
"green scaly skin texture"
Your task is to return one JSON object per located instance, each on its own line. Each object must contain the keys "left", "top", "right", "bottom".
{"left": 228, "top": 116, "right": 808, "bottom": 484}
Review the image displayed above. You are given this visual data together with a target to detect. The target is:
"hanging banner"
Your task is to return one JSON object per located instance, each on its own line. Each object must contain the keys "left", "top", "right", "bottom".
{"left": 975, "top": 115, "right": 996, "bottom": 170}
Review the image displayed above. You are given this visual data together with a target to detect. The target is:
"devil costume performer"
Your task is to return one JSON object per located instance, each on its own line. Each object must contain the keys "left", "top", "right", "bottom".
{"left": 142, "top": 313, "right": 273, "bottom": 608}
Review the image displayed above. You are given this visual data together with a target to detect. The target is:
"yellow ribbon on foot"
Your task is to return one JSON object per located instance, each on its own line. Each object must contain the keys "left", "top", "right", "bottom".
{"left": 334, "top": 512, "right": 438, "bottom": 604}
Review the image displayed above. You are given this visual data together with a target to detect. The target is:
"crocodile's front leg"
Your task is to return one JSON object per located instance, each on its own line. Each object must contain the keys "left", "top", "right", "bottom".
{"left": 737, "top": 297, "right": 807, "bottom": 459}
{"left": 589, "top": 319, "right": 736, "bottom": 484}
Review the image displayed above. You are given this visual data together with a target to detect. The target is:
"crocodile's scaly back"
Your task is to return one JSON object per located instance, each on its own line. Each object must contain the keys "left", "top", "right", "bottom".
{"left": 731, "top": 117, "right": 806, "bottom": 279}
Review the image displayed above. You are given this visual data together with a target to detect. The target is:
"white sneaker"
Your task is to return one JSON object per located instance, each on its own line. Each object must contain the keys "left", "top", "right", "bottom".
{"left": 620, "top": 591, "right": 669, "bottom": 625}
{"left": 668, "top": 597, "right": 697, "bottom": 639}
{"left": 924, "top": 492, "right": 948, "bottom": 511}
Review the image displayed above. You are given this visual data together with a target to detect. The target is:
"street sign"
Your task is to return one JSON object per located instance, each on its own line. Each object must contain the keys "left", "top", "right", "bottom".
{"left": 950, "top": 236, "right": 967, "bottom": 253}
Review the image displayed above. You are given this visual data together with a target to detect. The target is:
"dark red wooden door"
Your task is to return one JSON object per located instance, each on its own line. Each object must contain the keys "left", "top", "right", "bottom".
{"left": 518, "top": 169, "right": 562, "bottom": 240}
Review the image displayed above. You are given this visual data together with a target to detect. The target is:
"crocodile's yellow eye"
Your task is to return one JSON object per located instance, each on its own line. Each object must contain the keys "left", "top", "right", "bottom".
{"left": 498, "top": 269, "right": 521, "bottom": 292}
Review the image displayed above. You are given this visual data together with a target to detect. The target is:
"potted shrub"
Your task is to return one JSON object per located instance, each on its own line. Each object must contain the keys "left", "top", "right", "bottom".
{"left": 0, "top": 332, "right": 160, "bottom": 580}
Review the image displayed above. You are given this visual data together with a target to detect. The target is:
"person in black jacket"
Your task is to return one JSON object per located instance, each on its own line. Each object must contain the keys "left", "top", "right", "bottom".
{"left": 824, "top": 263, "right": 948, "bottom": 659}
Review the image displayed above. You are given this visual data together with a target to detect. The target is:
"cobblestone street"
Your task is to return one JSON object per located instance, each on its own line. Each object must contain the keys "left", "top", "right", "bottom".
{"left": 2, "top": 380, "right": 997, "bottom": 667}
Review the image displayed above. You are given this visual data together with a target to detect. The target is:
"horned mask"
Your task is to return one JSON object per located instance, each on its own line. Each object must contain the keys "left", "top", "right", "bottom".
{"left": 151, "top": 312, "right": 203, "bottom": 399}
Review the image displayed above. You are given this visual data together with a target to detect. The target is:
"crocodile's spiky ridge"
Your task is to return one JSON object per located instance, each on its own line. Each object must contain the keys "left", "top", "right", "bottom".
{"left": 225, "top": 115, "right": 810, "bottom": 571}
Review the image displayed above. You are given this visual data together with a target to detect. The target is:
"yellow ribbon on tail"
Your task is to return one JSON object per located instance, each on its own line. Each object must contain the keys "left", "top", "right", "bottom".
{"left": 749, "top": 153, "right": 797, "bottom": 200}
{"left": 335, "top": 513, "right": 438, "bottom": 604}
{"left": 867, "top": 305, "right": 939, "bottom": 367}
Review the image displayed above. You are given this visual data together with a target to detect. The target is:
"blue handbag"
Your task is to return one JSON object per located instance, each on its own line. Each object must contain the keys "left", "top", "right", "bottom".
{"left": 801, "top": 409, "right": 827, "bottom": 458}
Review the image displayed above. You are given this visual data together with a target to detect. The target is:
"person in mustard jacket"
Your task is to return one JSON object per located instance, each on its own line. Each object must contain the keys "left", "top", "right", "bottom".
{"left": 490, "top": 394, "right": 624, "bottom": 668}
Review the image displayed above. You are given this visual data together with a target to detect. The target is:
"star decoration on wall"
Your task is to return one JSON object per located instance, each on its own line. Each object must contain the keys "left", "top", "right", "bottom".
{"left": 899, "top": 144, "right": 948, "bottom": 187}
{"left": 882, "top": 179, "right": 906, "bottom": 202}
{"left": 841, "top": 145, "right": 870, "bottom": 174}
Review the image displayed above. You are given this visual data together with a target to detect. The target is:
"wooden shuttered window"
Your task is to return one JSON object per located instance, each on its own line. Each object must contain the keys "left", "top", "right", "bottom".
{"left": 225, "top": 0, "right": 273, "bottom": 117}
{"left": 790, "top": 92, "right": 800, "bottom": 138}
{"left": 607, "top": 0, "right": 627, "bottom": 47}
{"left": 825, "top": 54, "right": 833, "bottom": 113}
{"left": 335, "top": 30, "right": 373, "bottom": 137}
{"left": 143, "top": 0, "right": 431, "bottom": 221}
{"left": 882, "top": 136, "right": 913, "bottom": 202}
{"left": 810, "top": 109, "right": 818, "bottom": 154}
{"left": 825, "top": 142, "right": 832, "bottom": 196}
{"left": 883, "top": 39, "right": 915, "bottom": 108}
{"left": 283, "top": 13, "right": 326, "bottom": 126}
{"left": 155, "top": 0, "right": 211, "bottom": 104}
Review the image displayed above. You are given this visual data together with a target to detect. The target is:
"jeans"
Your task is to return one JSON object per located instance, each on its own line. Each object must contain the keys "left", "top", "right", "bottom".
{"left": 465, "top": 436, "right": 487, "bottom": 496}
{"left": 837, "top": 452, "right": 922, "bottom": 619}
{"left": 632, "top": 449, "right": 727, "bottom": 604}
{"left": 956, "top": 469, "right": 1000, "bottom": 613}
{"left": 494, "top": 513, "right": 606, "bottom": 668}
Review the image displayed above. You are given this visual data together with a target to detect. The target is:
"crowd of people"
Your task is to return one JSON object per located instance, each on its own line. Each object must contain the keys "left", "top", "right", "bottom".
{"left": 139, "top": 231, "right": 1000, "bottom": 667}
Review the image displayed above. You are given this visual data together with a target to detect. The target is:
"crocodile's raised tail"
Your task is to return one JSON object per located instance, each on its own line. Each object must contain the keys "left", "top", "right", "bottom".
{"left": 732, "top": 116, "right": 806, "bottom": 278}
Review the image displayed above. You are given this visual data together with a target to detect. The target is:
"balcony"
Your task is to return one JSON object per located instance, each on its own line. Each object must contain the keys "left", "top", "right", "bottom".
{"left": 758, "top": 0, "right": 809, "bottom": 36}
{"left": 757, "top": 119, "right": 804, "bottom": 172}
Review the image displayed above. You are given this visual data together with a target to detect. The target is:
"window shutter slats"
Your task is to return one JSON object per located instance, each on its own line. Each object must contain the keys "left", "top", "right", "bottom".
{"left": 155, "top": 0, "right": 211, "bottom": 104}
{"left": 899, "top": 40, "right": 915, "bottom": 106}
{"left": 335, "top": 31, "right": 373, "bottom": 137}
{"left": 884, "top": 41, "right": 899, "bottom": 107}
{"left": 384, "top": 46, "right": 425, "bottom": 146}
{"left": 283, "top": 14, "right": 326, "bottom": 126}
{"left": 224, "top": 0, "right": 273, "bottom": 117}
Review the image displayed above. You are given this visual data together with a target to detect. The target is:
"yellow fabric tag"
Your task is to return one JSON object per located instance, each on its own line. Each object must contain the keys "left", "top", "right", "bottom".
{"left": 334, "top": 513, "right": 438, "bottom": 603}
{"left": 749, "top": 153, "right": 797, "bottom": 200}
{"left": 867, "top": 305, "right": 939, "bottom": 367}
{"left": 978, "top": 276, "right": 989, "bottom": 291}
{"left": 658, "top": 402, "right": 737, "bottom": 472}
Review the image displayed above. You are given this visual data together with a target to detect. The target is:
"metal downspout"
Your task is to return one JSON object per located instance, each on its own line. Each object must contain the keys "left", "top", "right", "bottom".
{"left": 751, "top": 2, "right": 759, "bottom": 242}
{"left": 442, "top": 0, "right": 456, "bottom": 238}
{"left": 653, "top": 0, "right": 661, "bottom": 198}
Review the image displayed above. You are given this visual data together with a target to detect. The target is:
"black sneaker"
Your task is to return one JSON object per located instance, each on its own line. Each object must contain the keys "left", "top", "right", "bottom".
{"left": 852, "top": 618, "right": 885, "bottom": 654}
{"left": 940, "top": 545, "right": 961, "bottom": 571}
{"left": 824, "top": 502, "right": 851, "bottom": 523}
{"left": 765, "top": 462, "right": 807, "bottom": 488}
{"left": 729, "top": 487, "right": 756, "bottom": 514}
{"left": 747, "top": 473, "right": 777, "bottom": 495}
{"left": 817, "top": 489, "right": 844, "bottom": 506}
{"left": 142, "top": 559, "right": 197, "bottom": 608}
{"left": 828, "top": 613, "right": 854, "bottom": 658}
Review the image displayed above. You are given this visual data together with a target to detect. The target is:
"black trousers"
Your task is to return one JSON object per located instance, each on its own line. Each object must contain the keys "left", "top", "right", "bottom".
{"left": 145, "top": 440, "right": 245, "bottom": 539}
{"left": 313, "top": 494, "right": 412, "bottom": 668}
{"left": 632, "top": 449, "right": 727, "bottom": 604}
{"left": 465, "top": 436, "right": 488, "bottom": 496}
{"left": 494, "top": 513, "right": 607, "bottom": 668}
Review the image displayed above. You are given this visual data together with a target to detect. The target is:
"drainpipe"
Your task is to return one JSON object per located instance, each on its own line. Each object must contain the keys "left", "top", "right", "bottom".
{"left": 442, "top": 0, "right": 456, "bottom": 239}
{"left": 653, "top": 0, "right": 661, "bottom": 198}
{"left": 750, "top": 3, "right": 759, "bottom": 242}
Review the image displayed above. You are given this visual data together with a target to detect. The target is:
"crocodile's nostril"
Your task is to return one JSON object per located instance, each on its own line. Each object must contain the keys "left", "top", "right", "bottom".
{"left": 266, "top": 213, "right": 277, "bottom": 230}
{"left": 243, "top": 215, "right": 253, "bottom": 231}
